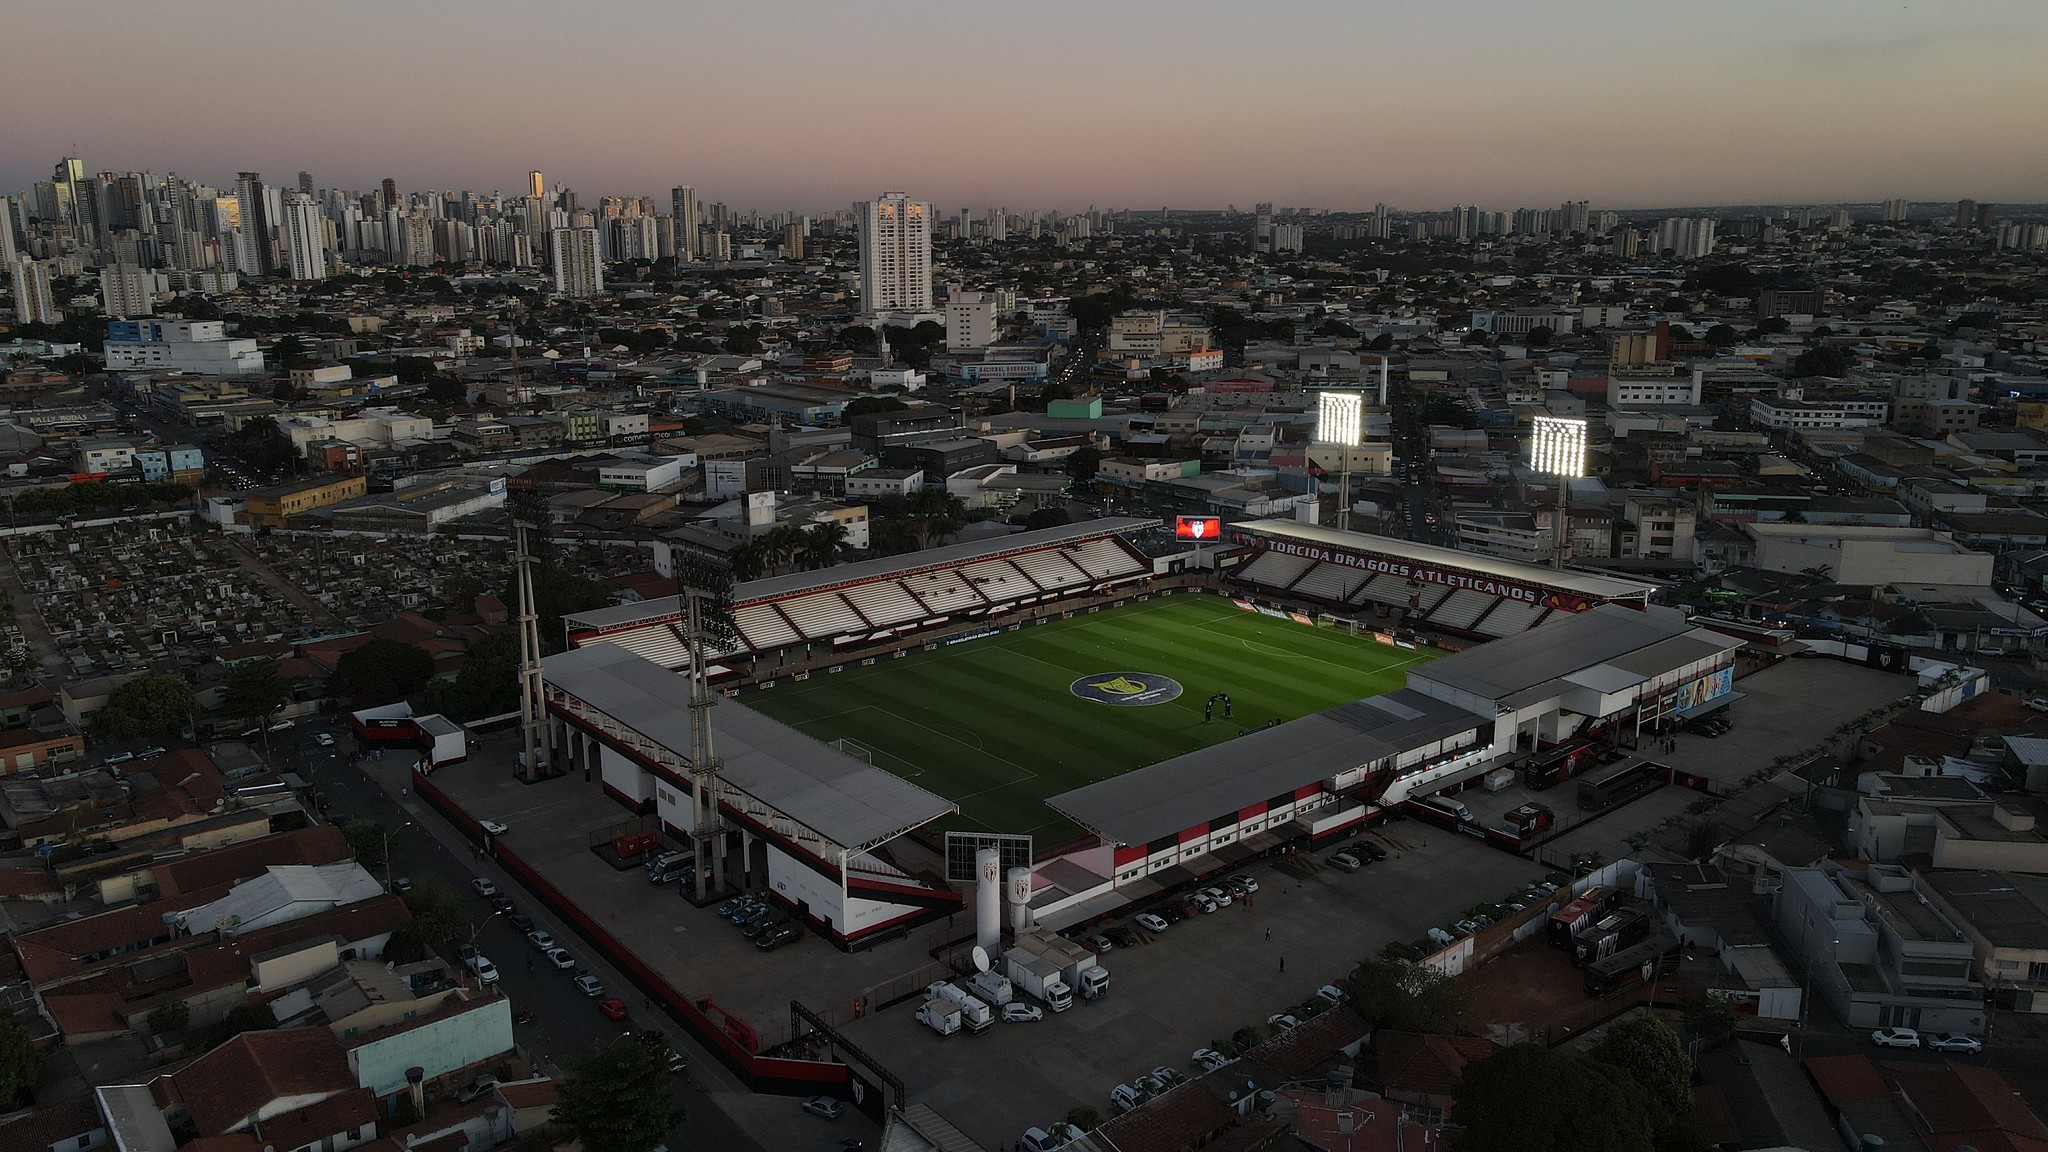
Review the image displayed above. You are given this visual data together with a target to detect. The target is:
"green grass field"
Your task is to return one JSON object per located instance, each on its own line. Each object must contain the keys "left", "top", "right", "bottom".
{"left": 741, "top": 594, "right": 1433, "bottom": 843}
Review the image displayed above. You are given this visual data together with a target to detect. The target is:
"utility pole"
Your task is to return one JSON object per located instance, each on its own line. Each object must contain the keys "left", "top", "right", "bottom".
{"left": 510, "top": 492, "right": 549, "bottom": 782}
{"left": 676, "top": 551, "right": 736, "bottom": 902}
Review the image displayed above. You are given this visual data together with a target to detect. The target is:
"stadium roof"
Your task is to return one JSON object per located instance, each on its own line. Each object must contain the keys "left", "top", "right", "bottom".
{"left": 564, "top": 515, "right": 1156, "bottom": 632}
{"left": 541, "top": 643, "right": 956, "bottom": 850}
{"left": 1045, "top": 688, "right": 1483, "bottom": 847}
{"left": 1412, "top": 604, "right": 1740, "bottom": 704}
{"left": 1234, "top": 519, "right": 1655, "bottom": 601}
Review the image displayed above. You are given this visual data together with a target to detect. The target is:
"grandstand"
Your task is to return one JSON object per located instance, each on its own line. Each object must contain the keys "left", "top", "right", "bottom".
{"left": 1228, "top": 519, "right": 1654, "bottom": 638}
{"left": 563, "top": 517, "right": 1155, "bottom": 670}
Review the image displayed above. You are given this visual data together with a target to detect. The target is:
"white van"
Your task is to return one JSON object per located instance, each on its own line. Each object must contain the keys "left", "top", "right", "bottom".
{"left": 1422, "top": 795, "right": 1475, "bottom": 823}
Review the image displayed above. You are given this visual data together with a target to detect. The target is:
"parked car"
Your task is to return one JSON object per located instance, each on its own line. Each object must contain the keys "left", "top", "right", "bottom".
{"left": 598, "top": 997, "right": 629, "bottom": 1021}
{"left": 138, "top": 746, "right": 167, "bottom": 759}
{"left": 1190, "top": 894, "right": 1218, "bottom": 915}
{"left": 490, "top": 896, "right": 516, "bottom": 916}
{"left": 1358, "top": 842, "right": 1389, "bottom": 862}
{"left": 1150, "top": 1066, "right": 1183, "bottom": 1088}
{"left": 1019, "top": 1127, "right": 1072, "bottom": 1152}
{"left": 1199, "top": 886, "right": 1232, "bottom": 908}
{"left": 267, "top": 718, "right": 294, "bottom": 732}
{"left": 1003, "top": 1002, "right": 1044, "bottom": 1023}
{"left": 1110, "top": 1083, "right": 1144, "bottom": 1113}
{"left": 1268, "top": 1013, "right": 1300, "bottom": 1030}
{"left": 480, "top": 820, "right": 508, "bottom": 836}
{"left": 574, "top": 973, "right": 605, "bottom": 997}
{"left": 1925, "top": 1033, "right": 1982, "bottom": 1054}
{"left": 455, "top": 1075, "right": 500, "bottom": 1103}
{"left": 1328, "top": 852, "right": 1362, "bottom": 872}
{"left": 526, "top": 930, "right": 556, "bottom": 951}
{"left": 472, "top": 958, "right": 499, "bottom": 985}
{"left": 314, "top": 733, "right": 335, "bottom": 747}
{"left": 1108, "top": 926, "right": 1139, "bottom": 948}
{"left": 388, "top": 877, "right": 413, "bottom": 896}
{"left": 470, "top": 877, "right": 498, "bottom": 897}
{"left": 101, "top": 751, "right": 135, "bottom": 766}
{"left": 743, "top": 912, "right": 790, "bottom": 940}
{"left": 1085, "top": 934, "right": 1115, "bottom": 954}
{"left": 1870, "top": 1027, "right": 1921, "bottom": 1048}
{"left": 756, "top": 922, "right": 803, "bottom": 950}
{"left": 718, "top": 896, "right": 755, "bottom": 919}
{"left": 732, "top": 905, "right": 774, "bottom": 929}
{"left": 802, "top": 1096, "right": 844, "bottom": 1121}
{"left": 1192, "top": 1048, "right": 1231, "bottom": 1072}
{"left": 545, "top": 947, "right": 575, "bottom": 970}
{"left": 509, "top": 914, "right": 535, "bottom": 933}
{"left": 1316, "top": 985, "right": 1348, "bottom": 1006}
{"left": 1231, "top": 874, "right": 1260, "bottom": 894}
{"left": 1134, "top": 913, "right": 1169, "bottom": 933}
{"left": 1156, "top": 904, "right": 1184, "bottom": 924}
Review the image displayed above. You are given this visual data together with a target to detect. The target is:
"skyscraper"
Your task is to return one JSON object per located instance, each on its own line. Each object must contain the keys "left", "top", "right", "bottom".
{"left": 381, "top": 177, "right": 399, "bottom": 213}
{"left": 671, "top": 186, "right": 698, "bottom": 261}
{"left": 550, "top": 227, "right": 603, "bottom": 297}
{"left": 9, "top": 259, "right": 60, "bottom": 324}
{"left": 855, "top": 193, "right": 933, "bottom": 313}
{"left": 281, "top": 192, "right": 329, "bottom": 281}
{"left": 1882, "top": 198, "right": 1909, "bottom": 222}
{"left": 0, "top": 197, "right": 17, "bottom": 265}
{"left": 233, "top": 172, "right": 272, "bottom": 275}
{"left": 528, "top": 170, "right": 546, "bottom": 199}
{"left": 298, "top": 170, "right": 314, "bottom": 194}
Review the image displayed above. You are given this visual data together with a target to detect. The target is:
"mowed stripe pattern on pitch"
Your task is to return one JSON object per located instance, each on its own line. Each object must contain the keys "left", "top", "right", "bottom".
{"left": 741, "top": 595, "right": 1426, "bottom": 840}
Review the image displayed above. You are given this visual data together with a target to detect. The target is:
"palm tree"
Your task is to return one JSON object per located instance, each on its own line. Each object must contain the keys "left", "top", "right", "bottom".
{"left": 760, "top": 524, "right": 808, "bottom": 574}
{"left": 800, "top": 521, "right": 849, "bottom": 570}
{"left": 728, "top": 541, "right": 769, "bottom": 582}
{"left": 909, "top": 488, "right": 965, "bottom": 547}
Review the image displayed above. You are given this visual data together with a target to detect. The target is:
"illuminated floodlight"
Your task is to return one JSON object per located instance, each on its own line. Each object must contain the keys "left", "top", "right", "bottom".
{"left": 1531, "top": 416, "right": 1587, "bottom": 478}
{"left": 1316, "top": 391, "right": 1365, "bottom": 447}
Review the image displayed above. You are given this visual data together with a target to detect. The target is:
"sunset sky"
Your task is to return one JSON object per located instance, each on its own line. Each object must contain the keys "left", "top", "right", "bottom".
{"left": 11, "top": 0, "right": 2047, "bottom": 212}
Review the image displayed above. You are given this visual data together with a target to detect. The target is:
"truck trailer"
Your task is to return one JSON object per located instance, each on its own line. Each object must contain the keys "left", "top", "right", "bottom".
{"left": 1003, "top": 948, "right": 1073, "bottom": 1012}
{"left": 924, "top": 981, "right": 994, "bottom": 1032}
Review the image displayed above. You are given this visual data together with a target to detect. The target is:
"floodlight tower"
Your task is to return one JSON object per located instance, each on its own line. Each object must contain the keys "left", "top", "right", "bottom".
{"left": 1531, "top": 416, "right": 1588, "bottom": 570}
{"left": 509, "top": 490, "right": 551, "bottom": 782}
{"left": 676, "top": 550, "right": 737, "bottom": 901}
{"left": 1314, "top": 391, "right": 1366, "bottom": 531}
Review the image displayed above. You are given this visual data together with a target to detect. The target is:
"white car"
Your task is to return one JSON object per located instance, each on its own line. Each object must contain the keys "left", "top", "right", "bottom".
{"left": 573, "top": 973, "right": 604, "bottom": 997}
{"left": 1002, "top": 1002, "right": 1044, "bottom": 1023}
{"left": 1268, "top": 1013, "right": 1300, "bottom": 1031}
{"left": 314, "top": 732, "right": 336, "bottom": 747}
{"left": 545, "top": 947, "right": 576, "bottom": 970}
{"left": 471, "top": 877, "right": 498, "bottom": 897}
{"left": 1192, "top": 1047, "right": 1231, "bottom": 1072}
{"left": 1134, "top": 913, "right": 1169, "bottom": 933}
{"left": 1870, "top": 1027, "right": 1921, "bottom": 1048}
{"left": 1021, "top": 1125, "right": 1077, "bottom": 1152}
{"left": 527, "top": 930, "right": 556, "bottom": 951}
{"left": 1199, "top": 886, "right": 1232, "bottom": 908}
{"left": 1110, "top": 1083, "right": 1143, "bottom": 1113}
{"left": 1231, "top": 875, "right": 1260, "bottom": 894}
{"left": 1924, "top": 1033, "right": 1982, "bottom": 1054}
{"left": 480, "top": 819, "right": 508, "bottom": 836}
{"left": 1316, "top": 984, "right": 1348, "bottom": 1006}
{"left": 1328, "top": 852, "right": 1362, "bottom": 873}
{"left": 472, "top": 958, "right": 499, "bottom": 984}
{"left": 1190, "top": 894, "right": 1218, "bottom": 915}
{"left": 1149, "top": 1066, "right": 1183, "bottom": 1088}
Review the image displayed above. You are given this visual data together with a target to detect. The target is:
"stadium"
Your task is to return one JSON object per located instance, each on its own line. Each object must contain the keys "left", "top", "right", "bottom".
{"left": 538, "top": 516, "right": 1737, "bottom": 949}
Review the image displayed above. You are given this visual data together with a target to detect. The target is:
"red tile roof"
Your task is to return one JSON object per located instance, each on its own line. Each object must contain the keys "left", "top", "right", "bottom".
{"left": 0, "top": 864, "right": 58, "bottom": 898}
{"left": 154, "top": 825, "right": 350, "bottom": 898}
{"left": 1373, "top": 1031, "right": 1495, "bottom": 1096}
{"left": 172, "top": 1028, "right": 355, "bottom": 1136}
{"left": 0, "top": 1097, "right": 106, "bottom": 1150}
{"left": 253, "top": 1087, "right": 378, "bottom": 1152}
{"left": 497, "top": 1078, "right": 558, "bottom": 1110}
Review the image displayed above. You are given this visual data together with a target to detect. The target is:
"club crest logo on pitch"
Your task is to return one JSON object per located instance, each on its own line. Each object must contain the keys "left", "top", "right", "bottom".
{"left": 1071, "top": 671, "right": 1183, "bottom": 706}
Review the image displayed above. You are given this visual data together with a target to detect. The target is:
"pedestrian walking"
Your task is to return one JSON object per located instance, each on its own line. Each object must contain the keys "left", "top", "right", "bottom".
{"left": 1265, "top": 927, "right": 1271, "bottom": 942}
{"left": 1279, "top": 955, "right": 1286, "bottom": 973}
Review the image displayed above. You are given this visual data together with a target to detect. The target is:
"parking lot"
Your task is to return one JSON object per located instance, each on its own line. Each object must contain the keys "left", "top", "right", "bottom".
{"left": 433, "top": 752, "right": 1552, "bottom": 1148}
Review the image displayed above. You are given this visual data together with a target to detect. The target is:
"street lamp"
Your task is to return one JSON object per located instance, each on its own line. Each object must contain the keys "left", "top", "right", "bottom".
{"left": 381, "top": 822, "right": 412, "bottom": 889}
{"left": 468, "top": 909, "right": 504, "bottom": 953}
{"left": 1531, "top": 416, "right": 1587, "bottom": 570}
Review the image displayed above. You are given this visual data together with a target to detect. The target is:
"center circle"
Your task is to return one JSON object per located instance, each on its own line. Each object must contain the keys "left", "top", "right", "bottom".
{"left": 1070, "top": 671, "right": 1184, "bottom": 707}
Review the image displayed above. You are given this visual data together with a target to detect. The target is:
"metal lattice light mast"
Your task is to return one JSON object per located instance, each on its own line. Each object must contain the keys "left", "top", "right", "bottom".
{"left": 510, "top": 491, "right": 551, "bottom": 782}
{"left": 1531, "top": 416, "right": 1588, "bottom": 571}
{"left": 677, "top": 550, "right": 736, "bottom": 900}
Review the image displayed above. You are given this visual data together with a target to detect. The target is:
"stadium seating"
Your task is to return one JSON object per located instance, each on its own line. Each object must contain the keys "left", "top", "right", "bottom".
{"left": 733, "top": 602, "right": 802, "bottom": 650}
{"left": 842, "top": 580, "right": 925, "bottom": 629}
{"left": 1067, "top": 538, "right": 1146, "bottom": 582}
{"left": 1234, "top": 549, "right": 1315, "bottom": 589}
{"left": 1008, "top": 549, "right": 1091, "bottom": 592}
{"left": 1352, "top": 573, "right": 1416, "bottom": 607}
{"left": 906, "top": 569, "right": 985, "bottom": 615}
{"left": 777, "top": 591, "right": 867, "bottom": 640}
{"left": 960, "top": 559, "right": 1037, "bottom": 605}
{"left": 591, "top": 623, "right": 692, "bottom": 670}
{"left": 1473, "top": 598, "right": 1544, "bottom": 637}
{"left": 1424, "top": 588, "right": 1492, "bottom": 631}
{"left": 1289, "top": 563, "right": 1358, "bottom": 602}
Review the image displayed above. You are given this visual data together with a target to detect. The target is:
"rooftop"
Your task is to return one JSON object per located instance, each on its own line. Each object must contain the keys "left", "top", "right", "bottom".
{"left": 1233, "top": 518, "right": 1656, "bottom": 601}
{"left": 1412, "top": 604, "right": 1736, "bottom": 703}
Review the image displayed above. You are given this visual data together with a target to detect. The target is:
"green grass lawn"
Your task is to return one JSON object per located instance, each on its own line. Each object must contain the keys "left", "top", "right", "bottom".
{"left": 740, "top": 594, "right": 1432, "bottom": 843}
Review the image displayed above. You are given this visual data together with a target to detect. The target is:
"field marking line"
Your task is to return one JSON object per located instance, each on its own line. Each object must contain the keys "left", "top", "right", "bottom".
{"left": 853, "top": 700, "right": 1041, "bottom": 796}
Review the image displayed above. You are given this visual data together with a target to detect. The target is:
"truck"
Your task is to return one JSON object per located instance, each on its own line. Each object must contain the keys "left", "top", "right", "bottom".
{"left": 966, "top": 969, "right": 1014, "bottom": 1007}
{"left": 924, "top": 981, "right": 994, "bottom": 1033}
{"left": 1018, "top": 930, "right": 1112, "bottom": 1000}
{"left": 915, "top": 998, "right": 961, "bottom": 1036}
{"left": 1003, "top": 948, "right": 1073, "bottom": 1012}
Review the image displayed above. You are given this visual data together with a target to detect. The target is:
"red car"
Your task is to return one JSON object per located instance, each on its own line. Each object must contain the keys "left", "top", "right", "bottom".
{"left": 598, "top": 998, "right": 628, "bottom": 1022}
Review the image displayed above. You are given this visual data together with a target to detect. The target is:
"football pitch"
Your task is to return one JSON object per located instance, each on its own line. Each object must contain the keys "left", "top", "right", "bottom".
{"left": 741, "top": 594, "right": 1434, "bottom": 843}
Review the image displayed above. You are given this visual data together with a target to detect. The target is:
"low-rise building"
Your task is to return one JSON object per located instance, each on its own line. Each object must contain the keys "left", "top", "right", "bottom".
{"left": 1916, "top": 869, "right": 2048, "bottom": 1013}
{"left": 1774, "top": 863, "right": 1986, "bottom": 1033}
{"left": 242, "top": 475, "right": 369, "bottom": 530}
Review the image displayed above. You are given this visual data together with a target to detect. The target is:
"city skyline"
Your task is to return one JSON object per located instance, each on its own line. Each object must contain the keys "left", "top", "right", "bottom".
{"left": 10, "top": 0, "right": 2047, "bottom": 210}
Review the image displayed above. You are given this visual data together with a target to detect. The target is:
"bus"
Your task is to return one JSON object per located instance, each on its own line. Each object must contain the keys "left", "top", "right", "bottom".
{"left": 1523, "top": 740, "right": 1598, "bottom": 791}
{"left": 1547, "top": 886, "right": 1605, "bottom": 947}
{"left": 1584, "top": 930, "right": 1682, "bottom": 997}
{"left": 1573, "top": 907, "right": 1650, "bottom": 966}
{"left": 1576, "top": 761, "right": 1664, "bottom": 812}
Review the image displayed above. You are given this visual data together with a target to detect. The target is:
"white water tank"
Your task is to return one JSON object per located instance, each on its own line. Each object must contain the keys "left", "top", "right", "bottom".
{"left": 975, "top": 848, "right": 1002, "bottom": 954}
{"left": 1007, "top": 866, "right": 1034, "bottom": 934}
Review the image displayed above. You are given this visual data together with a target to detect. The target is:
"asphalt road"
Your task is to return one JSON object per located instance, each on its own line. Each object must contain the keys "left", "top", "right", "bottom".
{"left": 288, "top": 724, "right": 765, "bottom": 1152}
{"left": 1792, "top": 1014, "right": 2048, "bottom": 1118}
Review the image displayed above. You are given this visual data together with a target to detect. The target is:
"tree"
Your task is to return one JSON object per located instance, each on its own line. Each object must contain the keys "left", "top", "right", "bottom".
{"left": 226, "top": 416, "right": 299, "bottom": 473}
{"left": 1525, "top": 325, "right": 1554, "bottom": 348}
{"left": 1794, "top": 344, "right": 1855, "bottom": 378}
{"left": 96, "top": 675, "right": 197, "bottom": 741}
{"left": 402, "top": 877, "right": 469, "bottom": 952}
{"left": 413, "top": 629, "right": 521, "bottom": 722}
{"left": 330, "top": 638, "right": 437, "bottom": 706}
{"left": 723, "top": 325, "right": 762, "bottom": 355}
{"left": 342, "top": 819, "right": 401, "bottom": 873}
{"left": 1695, "top": 263, "right": 1758, "bottom": 297}
{"left": 1704, "top": 324, "right": 1739, "bottom": 347}
{"left": 503, "top": 565, "right": 613, "bottom": 655}
{"left": 1344, "top": 958, "right": 1466, "bottom": 1033}
{"left": 1452, "top": 1044, "right": 1655, "bottom": 1152}
{"left": 1022, "top": 507, "right": 1072, "bottom": 530}
{"left": 1667, "top": 324, "right": 1695, "bottom": 343}
{"left": 1065, "top": 442, "right": 1102, "bottom": 483}
{"left": 273, "top": 333, "right": 312, "bottom": 369}
{"left": 1755, "top": 316, "right": 1791, "bottom": 335}
{"left": 1680, "top": 995, "right": 1739, "bottom": 1047}
{"left": 842, "top": 395, "right": 908, "bottom": 420}
{"left": 1368, "top": 332, "right": 1394, "bottom": 351}
{"left": 1589, "top": 1016, "right": 1693, "bottom": 1120}
{"left": 835, "top": 325, "right": 878, "bottom": 353}
{"left": 222, "top": 660, "right": 295, "bottom": 727}
{"left": 799, "top": 521, "right": 848, "bottom": 571}
{"left": 553, "top": 1038, "right": 683, "bottom": 1152}
{"left": 1316, "top": 319, "right": 1361, "bottom": 341}
{"left": 0, "top": 1010, "right": 43, "bottom": 1106}
{"left": 425, "top": 375, "right": 466, "bottom": 405}
{"left": 382, "top": 925, "right": 428, "bottom": 965}
{"left": 1681, "top": 817, "right": 1725, "bottom": 862}
{"left": 908, "top": 488, "right": 966, "bottom": 547}
{"left": 147, "top": 999, "right": 191, "bottom": 1036}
